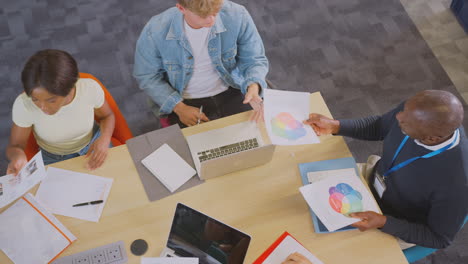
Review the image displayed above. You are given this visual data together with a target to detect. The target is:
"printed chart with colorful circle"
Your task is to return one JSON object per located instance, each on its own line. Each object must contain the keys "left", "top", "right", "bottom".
{"left": 270, "top": 112, "right": 307, "bottom": 140}
{"left": 328, "top": 183, "right": 363, "bottom": 215}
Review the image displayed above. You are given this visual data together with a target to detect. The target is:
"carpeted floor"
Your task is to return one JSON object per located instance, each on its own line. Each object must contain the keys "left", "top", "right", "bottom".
{"left": 0, "top": 0, "right": 466, "bottom": 262}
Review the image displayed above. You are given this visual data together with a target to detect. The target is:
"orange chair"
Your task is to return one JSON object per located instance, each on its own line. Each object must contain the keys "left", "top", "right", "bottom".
{"left": 24, "top": 72, "right": 133, "bottom": 160}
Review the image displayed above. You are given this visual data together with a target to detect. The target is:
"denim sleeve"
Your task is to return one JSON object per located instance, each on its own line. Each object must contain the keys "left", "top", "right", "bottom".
{"left": 236, "top": 7, "right": 269, "bottom": 94}
{"left": 337, "top": 103, "right": 404, "bottom": 141}
{"left": 133, "top": 27, "right": 182, "bottom": 115}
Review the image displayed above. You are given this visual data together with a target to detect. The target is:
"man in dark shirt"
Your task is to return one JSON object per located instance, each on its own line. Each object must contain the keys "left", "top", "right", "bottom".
{"left": 305, "top": 90, "right": 468, "bottom": 249}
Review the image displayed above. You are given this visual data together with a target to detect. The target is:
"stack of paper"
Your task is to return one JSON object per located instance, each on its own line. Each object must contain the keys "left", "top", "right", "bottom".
{"left": 300, "top": 171, "right": 380, "bottom": 232}
{"left": 0, "top": 193, "right": 76, "bottom": 264}
{"left": 142, "top": 144, "right": 197, "bottom": 193}
{"left": 35, "top": 167, "right": 113, "bottom": 222}
{"left": 253, "top": 231, "right": 323, "bottom": 264}
{"left": 0, "top": 152, "right": 46, "bottom": 208}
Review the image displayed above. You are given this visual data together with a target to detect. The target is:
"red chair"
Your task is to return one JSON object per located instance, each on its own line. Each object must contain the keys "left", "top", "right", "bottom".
{"left": 24, "top": 72, "right": 133, "bottom": 160}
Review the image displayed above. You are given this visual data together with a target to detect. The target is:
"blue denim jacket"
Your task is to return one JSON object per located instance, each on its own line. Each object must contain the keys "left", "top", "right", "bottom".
{"left": 133, "top": 0, "right": 269, "bottom": 116}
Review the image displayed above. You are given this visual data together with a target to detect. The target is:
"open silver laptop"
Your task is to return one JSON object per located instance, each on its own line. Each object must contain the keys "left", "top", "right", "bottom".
{"left": 160, "top": 203, "right": 251, "bottom": 264}
{"left": 186, "top": 121, "right": 275, "bottom": 179}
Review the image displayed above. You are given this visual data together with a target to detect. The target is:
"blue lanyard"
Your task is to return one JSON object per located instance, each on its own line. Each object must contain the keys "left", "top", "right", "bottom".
{"left": 383, "top": 129, "right": 459, "bottom": 178}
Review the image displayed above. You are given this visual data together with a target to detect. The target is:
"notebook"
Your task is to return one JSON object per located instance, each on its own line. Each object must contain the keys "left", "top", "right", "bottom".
{"left": 142, "top": 144, "right": 197, "bottom": 193}
{"left": 0, "top": 193, "right": 76, "bottom": 264}
{"left": 253, "top": 231, "right": 323, "bottom": 264}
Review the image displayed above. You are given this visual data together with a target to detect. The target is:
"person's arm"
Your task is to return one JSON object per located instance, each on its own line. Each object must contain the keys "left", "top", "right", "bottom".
{"left": 236, "top": 7, "right": 269, "bottom": 95}
{"left": 351, "top": 189, "right": 467, "bottom": 248}
{"left": 85, "top": 101, "right": 115, "bottom": 170}
{"left": 133, "top": 23, "right": 183, "bottom": 116}
{"left": 381, "top": 190, "right": 467, "bottom": 249}
{"left": 6, "top": 124, "right": 32, "bottom": 175}
{"left": 305, "top": 103, "right": 404, "bottom": 140}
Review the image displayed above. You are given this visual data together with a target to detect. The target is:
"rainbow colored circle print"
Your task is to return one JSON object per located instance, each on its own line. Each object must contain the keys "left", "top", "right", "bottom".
{"left": 271, "top": 112, "right": 306, "bottom": 140}
{"left": 328, "top": 183, "right": 363, "bottom": 215}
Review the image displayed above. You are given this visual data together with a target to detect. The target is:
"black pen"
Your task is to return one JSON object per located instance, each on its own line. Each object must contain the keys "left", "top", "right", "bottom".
{"left": 72, "top": 200, "right": 104, "bottom": 207}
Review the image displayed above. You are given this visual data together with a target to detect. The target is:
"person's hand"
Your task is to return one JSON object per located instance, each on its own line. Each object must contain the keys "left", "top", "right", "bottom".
{"left": 350, "top": 211, "right": 387, "bottom": 231}
{"left": 243, "top": 83, "right": 263, "bottom": 122}
{"left": 282, "top": 252, "right": 314, "bottom": 264}
{"left": 303, "top": 113, "right": 340, "bottom": 136}
{"left": 174, "top": 102, "right": 209, "bottom": 126}
{"left": 85, "top": 137, "right": 111, "bottom": 170}
{"left": 6, "top": 152, "right": 28, "bottom": 176}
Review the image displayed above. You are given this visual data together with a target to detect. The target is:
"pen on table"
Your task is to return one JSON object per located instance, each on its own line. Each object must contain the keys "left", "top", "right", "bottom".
{"left": 72, "top": 200, "right": 103, "bottom": 207}
{"left": 197, "top": 105, "right": 204, "bottom": 125}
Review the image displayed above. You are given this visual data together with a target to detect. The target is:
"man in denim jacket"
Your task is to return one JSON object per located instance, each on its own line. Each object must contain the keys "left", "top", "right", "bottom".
{"left": 133, "top": 0, "right": 269, "bottom": 127}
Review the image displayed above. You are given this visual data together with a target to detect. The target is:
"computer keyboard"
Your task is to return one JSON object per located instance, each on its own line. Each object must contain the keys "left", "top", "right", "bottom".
{"left": 197, "top": 138, "right": 259, "bottom": 162}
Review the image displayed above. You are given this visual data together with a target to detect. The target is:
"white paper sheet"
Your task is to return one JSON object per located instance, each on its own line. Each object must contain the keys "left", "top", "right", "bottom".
{"left": 263, "top": 235, "right": 323, "bottom": 264}
{"left": 264, "top": 89, "right": 320, "bottom": 145}
{"left": 141, "top": 257, "right": 199, "bottom": 264}
{"left": 0, "top": 152, "right": 46, "bottom": 208}
{"left": 300, "top": 171, "right": 380, "bottom": 232}
{"left": 142, "top": 144, "right": 196, "bottom": 193}
{"left": 35, "top": 167, "right": 113, "bottom": 222}
{"left": 307, "top": 168, "right": 357, "bottom": 184}
{"left": 0, "top": 193, "right": 76, "bottom": 264}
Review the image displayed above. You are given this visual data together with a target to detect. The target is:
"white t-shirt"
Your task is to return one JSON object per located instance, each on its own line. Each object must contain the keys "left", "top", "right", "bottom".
{"left": 182, "top": 19, "right": 228, "bottom": 99}
{"left": 12, "top": 78, "right": 105, "bottom": 155}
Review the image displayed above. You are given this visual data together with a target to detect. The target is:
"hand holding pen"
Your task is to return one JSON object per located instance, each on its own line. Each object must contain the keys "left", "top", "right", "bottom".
{"left": 197, "top": 105, "right": 204, "bottom": 125}
{"left": 173, "top": 102, "right": 209, "bottom": 126}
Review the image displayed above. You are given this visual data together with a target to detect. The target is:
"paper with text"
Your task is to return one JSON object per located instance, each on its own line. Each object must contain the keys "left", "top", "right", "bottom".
{"left": 35, "top": 167, "right": 113, "bottom": 222}
{"left": 264, "top": 89, "right": 319, "bottom": 145}
{"left": 0, "top": 152, "right": 46, "bottom": 208}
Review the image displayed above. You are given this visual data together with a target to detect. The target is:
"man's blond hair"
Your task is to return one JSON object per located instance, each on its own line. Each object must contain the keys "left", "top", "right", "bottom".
{"left": 177, "top": 0, "right": 223, "bottom": 17}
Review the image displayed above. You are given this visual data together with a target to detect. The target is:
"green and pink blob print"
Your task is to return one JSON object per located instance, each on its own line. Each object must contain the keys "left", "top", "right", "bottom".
{"left": 328, "top": 183, "right": 363, "bottom": 216}
{"left": 271, "top": 112, "right": 307, "bottom": 140}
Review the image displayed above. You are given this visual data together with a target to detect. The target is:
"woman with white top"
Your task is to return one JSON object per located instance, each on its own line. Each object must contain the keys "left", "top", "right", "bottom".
{"left": 6, "top": 49, "right": 115, "bottom": 174}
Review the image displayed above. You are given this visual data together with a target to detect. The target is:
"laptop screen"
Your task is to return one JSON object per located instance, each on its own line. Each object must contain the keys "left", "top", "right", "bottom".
{"left": 167, "top": 203, "right": 251, "bottom": 264}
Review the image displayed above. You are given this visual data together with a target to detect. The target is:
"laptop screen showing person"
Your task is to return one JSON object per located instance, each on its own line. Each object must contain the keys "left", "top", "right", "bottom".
{"left": 163, "top": 203, "right": 251, "bottom": 264}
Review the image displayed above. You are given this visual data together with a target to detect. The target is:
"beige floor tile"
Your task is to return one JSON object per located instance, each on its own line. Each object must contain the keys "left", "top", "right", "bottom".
{"left": 400, "top": 0, "right": 468, "bottom": 103}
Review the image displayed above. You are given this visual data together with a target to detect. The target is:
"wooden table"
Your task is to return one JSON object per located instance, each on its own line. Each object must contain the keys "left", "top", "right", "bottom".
{"left": 0, "top": 92, "right": 408, "bottom": 264}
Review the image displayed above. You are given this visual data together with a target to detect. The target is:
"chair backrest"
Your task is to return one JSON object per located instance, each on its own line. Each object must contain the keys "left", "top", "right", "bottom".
{"left": 24, "top": 73, "right": 133, "bottom": 160}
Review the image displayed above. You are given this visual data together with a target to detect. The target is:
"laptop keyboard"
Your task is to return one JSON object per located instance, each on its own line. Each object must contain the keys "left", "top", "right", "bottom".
{"left": 197, "top": 138, "right": 259, "bottom": 162}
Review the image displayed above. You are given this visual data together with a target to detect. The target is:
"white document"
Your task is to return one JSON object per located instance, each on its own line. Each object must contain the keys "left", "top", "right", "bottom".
{"left": 263, "top": 235, "right": 323, "bottom": 264}
{"left": 0, "top": 193, "right": 76, "bottom": 264}
{"left": 142, "top": 144, "right": 196, "bottom": 193}
{"left": 35, "top": 167, "right": 113, "bottom": 222}
{"left": 0, "top": 151, "right": 46, "bottom": 208}
{"left": 300, "top": 171, "right": 380, "bottom": 232}
{"left": 264, "top": 89, "right": 320, "bottom": 145}
{"left": 141, "top": 257, "right": 199, "bottom": 264}
{"left": 307, "top": 168, "right": 357, "bottom": 184}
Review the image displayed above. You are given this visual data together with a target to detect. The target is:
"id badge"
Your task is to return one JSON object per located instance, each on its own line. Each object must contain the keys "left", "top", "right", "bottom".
{"left": 373, "top": 171, "right": 387, "bottom": 198}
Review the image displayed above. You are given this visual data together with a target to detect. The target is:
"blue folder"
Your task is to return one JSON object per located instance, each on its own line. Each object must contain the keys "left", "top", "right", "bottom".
{"left": 298, "top": 157, "right": 360, "bottom": 233}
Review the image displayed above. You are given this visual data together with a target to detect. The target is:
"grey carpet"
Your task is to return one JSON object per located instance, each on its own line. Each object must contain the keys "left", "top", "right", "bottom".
{"left": 0, "top": 0, "right": 466, "bottom": 262}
